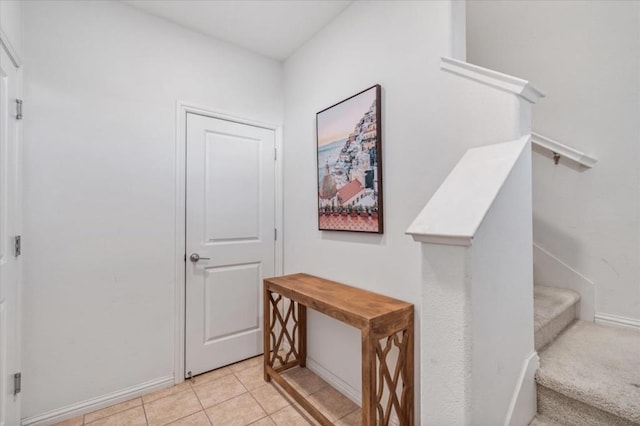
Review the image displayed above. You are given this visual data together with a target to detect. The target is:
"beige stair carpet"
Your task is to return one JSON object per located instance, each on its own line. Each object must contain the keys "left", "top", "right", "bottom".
{"left": 537, "top": 385, "right": 636, "bottom": 426}
{"left": 536, "top": 320, "right": 640, "bottom": 424}
{"left": 534, "top": 286, "right": 580, "bottom": 350}
{"left": 528, "top": 413, "right": 566, "bottom": 426}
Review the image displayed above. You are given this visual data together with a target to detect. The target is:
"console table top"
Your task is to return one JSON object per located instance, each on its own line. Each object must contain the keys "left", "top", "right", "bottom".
{"left": 264, "top": 273, "right": 413, "bottom": 330}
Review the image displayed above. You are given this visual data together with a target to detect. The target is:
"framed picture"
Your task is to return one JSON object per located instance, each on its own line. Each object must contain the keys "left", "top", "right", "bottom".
{"left": 316, "top": 84, "right": 383, "bottom": 233}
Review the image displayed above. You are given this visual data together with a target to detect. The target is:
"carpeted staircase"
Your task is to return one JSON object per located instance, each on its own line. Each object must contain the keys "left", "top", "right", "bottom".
{"left": 529, "top": 286, "right": 640, "bottom": 425}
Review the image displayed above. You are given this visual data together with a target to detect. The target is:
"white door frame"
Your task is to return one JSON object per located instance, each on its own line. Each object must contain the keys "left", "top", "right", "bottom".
{"left": 0, "top": 28, "right": 23, "bottom": 426}
{"left": 174, "top": 101, "right": 283, "bottom": 384}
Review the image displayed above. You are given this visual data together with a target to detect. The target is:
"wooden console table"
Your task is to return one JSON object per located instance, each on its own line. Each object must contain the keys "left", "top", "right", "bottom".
{"left": 263, "top": 273, "right": 414, "bottom": 425}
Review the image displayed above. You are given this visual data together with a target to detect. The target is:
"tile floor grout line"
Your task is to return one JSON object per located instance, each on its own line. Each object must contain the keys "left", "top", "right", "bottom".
{"left": 334, "top": 407, "right": 360, "bottom": 425}
{"left": 250, "top": 415, "right": 272, "bottom": 426}
{"left": 233, "top": 369, "right": 252, "bottom": 394}
{"left": 84, "top": 405, "right": 144, "bottom": 426}
{"left": 250, "top": 386, "right": 288, "bottom": 417}
{"left": 246, "top": 384, "right": 272, "bottom": 421}
{"left": 143, "top": 386, "right": 204, "bottom": 426}
{"left": 141, "top": 400, "right": 150, "bottom": 426}
{"left": 145, "top": 387, "right": 192, "bottom": 406}
{"left": 200, "top": 368, "right": 268, "bottom": 426}
{"left": 269, "top": 405, "right": 289, "bottom": 421}
{"left": 158, "top": 409, "right": 207, "bottom": 426}
{"left": 198, "top": 385, "right": 249, "bottom": 411}
{"left": 190, "top": 385, "right": 207, "bottom": 411}
{"left": 188, "top": 378, "right": 213, "bottom": 425}
{"left": 83, "top": 399, "right": 143, "bottom": 426}
{"left": 304, "top": 381, "right": 329, "bottom": 399}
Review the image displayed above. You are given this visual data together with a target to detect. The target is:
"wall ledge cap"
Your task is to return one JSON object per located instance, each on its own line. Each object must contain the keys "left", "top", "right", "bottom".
{"left": 406, "top": 136, "right": 530, "bottom": 247}
{"left": 409, "top": 234, "right": 473, "bottom": 246}
{"left": 441, "top": 57, "right": 545, "bottom": 103}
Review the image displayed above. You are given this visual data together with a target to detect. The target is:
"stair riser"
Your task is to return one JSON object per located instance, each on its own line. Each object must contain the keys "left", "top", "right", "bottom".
{"left": 537, "top": 385, "right": 636, "bottom": 426}
{"left": 535, "top": 302, "right": 577, "bottom": 351}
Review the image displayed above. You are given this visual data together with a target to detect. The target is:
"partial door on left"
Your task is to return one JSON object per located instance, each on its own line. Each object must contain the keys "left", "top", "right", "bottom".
{"left": 0, "top": 45, "right": 22, "bottom": 426}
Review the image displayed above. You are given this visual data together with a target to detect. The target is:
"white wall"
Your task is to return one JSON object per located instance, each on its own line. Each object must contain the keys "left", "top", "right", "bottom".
{"left": 282, "top": 0, "right": 463, "bottom": 418}
{"left": 22, "top": 0, "right": 282, "bottom": 418}
{"left": 0, "top": 0, "right": 22, "bottom": 59}
{"left": 467, "top": 0, "right": 640, "bottom": 322}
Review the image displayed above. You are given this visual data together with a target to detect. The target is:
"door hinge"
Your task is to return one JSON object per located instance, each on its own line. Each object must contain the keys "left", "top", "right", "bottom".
{"left": 14, "top": 235, "right": 21, "bottom": 257}
{"left": 274, "top": 147, "right": 277, "bottom": 161}
{"left": 16, "top": 99, "right": 23, "bottom": 120}
{"left": 13, "top": 372, "right": 21, "bottom": 395}
{"left": 274, "top": 228, "right": 277, "bottom": 241}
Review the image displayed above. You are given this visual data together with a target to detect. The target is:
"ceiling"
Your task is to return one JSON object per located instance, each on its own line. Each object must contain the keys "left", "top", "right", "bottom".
{"left": 122, "top": 0, "right": 352, "bottom": 61}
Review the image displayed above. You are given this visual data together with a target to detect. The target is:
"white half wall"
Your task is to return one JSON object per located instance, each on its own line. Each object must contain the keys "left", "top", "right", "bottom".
{"left": 410, "top": 138, "right": 535, "bottom": 425}
{"left": 283, "top": 1, "right": 464, "bottom": 421}
{"left": 21, "top": 0, "right": 282, "bottom": 419}
{"left": 467, "top": 0, "right": 640, "bottom": 323}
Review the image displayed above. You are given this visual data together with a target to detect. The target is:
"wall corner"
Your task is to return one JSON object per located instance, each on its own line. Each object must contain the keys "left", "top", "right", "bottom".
{"left": 450, "top": 0, "right": 466, "bottom": 61}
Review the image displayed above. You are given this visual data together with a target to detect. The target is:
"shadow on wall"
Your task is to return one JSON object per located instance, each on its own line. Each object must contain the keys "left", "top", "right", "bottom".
{"left": 532, "top": 214, "right": 583, "bottom": 269}
{"left": 321, "top": 231, "right": 386, "bottom": 246}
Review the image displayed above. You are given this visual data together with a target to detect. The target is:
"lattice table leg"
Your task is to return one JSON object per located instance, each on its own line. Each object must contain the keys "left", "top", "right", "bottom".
{"left": 298, "top": 303, "right": 307, "bottom": 367}
{"left": 264, "top": 290, "right": 305, "bottom": 373}
{"left": 362, "top": 329, "right": 378, "bottom": 425}
{"left": 363, "top": 325, "right": 414, "bottom": 426}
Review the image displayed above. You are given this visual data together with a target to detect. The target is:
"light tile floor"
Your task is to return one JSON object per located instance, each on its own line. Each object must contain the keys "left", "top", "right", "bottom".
{"left": 54, "top": 356, "right": 361, "bottom": 426}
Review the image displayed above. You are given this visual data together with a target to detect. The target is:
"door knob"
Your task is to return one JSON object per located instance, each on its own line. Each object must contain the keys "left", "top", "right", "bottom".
{"left": 190, "top": 253, "right": 210, "bottom": 262}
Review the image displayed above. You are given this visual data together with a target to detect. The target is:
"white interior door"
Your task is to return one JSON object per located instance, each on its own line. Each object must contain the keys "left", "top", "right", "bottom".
{"left": 185, "top": 113, "right": 275, "bottom": 377}
{"left": 0, "top": 47, "right": 21, "bottom": 426}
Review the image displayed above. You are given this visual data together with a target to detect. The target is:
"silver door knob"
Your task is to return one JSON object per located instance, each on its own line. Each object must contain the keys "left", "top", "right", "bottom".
{"left": 190, "top": 253, "right": 210, "bottom": 262}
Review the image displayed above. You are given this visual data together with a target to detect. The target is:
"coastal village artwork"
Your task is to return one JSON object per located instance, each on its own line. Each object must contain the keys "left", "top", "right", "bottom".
{"left": 316, "top": 85, "right": 383, "bottom": 233}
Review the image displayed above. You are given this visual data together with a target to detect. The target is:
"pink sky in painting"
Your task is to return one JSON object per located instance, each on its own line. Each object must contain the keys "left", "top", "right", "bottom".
{"left": 317, "top": 87, "right": 376, "bottom": 146}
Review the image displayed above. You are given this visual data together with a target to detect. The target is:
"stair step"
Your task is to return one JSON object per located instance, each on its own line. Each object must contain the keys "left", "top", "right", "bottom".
{"left": 528, "top": 414, "right": 564, "bottom": 426}
{"left": 534, "top": 285, "right": 580, "bottom": 350}
{"left": 536, "top": 320, "right": 640, "bottom": 425}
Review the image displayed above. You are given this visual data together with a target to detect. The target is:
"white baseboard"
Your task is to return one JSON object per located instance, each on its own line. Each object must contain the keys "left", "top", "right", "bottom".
{"left": 533, "top": 243, "right": 595, "bottom": 321}
{"left": 504, "top": 352, "right": 539, "bottom": 426}
{"left": 306, "top": 357, "right": 361, "bottom": 406}
{"left": 21, "top": 376, "right": 174, "bottom": 426}
{"left": 595, "top": 313, "right": 640, "bottom": 331}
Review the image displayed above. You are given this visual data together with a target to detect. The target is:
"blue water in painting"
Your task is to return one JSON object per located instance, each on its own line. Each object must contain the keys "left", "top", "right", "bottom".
{"left": 317, "top": 138, "right": 346, "bottom": 182}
